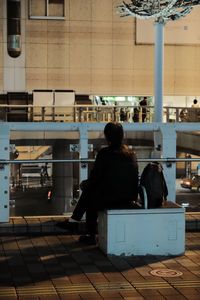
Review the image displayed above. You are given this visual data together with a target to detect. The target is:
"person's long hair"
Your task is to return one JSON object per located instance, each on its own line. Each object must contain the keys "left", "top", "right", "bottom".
{"left": 104, "top": 122, "right": 123, "bottom": 149}
{"left": 104, "top": 122, "right": 137, "bottom": 164}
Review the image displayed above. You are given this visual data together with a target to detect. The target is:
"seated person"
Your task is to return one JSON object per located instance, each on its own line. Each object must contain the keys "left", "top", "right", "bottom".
{"left": 57, "top": 122, "right": 139, "bottom": 245}
{"left": 139, "top": 97, "right": 147, "bottom": 122}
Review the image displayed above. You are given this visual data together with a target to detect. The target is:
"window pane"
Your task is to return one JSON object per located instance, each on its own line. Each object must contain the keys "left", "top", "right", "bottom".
{"left": 30, "top": 0, "right": 46, "bottom": 16}
{"left": 48, "top": 0, "right": 64, "bottom": 17}
{"left": 49, "top": 0, "right": 63, "bottom": 3}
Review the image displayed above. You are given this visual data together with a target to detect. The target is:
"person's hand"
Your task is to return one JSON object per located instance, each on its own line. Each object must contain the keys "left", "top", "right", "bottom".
{"left": 80, "top": 179, "right": 89, "bottom": 191}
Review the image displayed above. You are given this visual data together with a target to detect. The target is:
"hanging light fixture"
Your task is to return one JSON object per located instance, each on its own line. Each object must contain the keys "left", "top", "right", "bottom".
{"left": 7, "top": 0, "right": 21, "bottom": 58}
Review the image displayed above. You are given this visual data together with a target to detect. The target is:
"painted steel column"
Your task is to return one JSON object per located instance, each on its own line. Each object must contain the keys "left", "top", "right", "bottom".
{"left": 160, "top": 125, "right": 177, "bottom": 202}
{"left": 154, "top": 20, "right": 164, "bottom": 123}
{"left": 79, "top": 125, "right": 88, "bottom": 186}
{"left": 10, "top": 163, "right": 19, "bottom": 187}
{"left": 52, "top": 140, "right": 73, "bottom": 214}
{"left": 0, "top": 124, "right": 10, "bottom": 222}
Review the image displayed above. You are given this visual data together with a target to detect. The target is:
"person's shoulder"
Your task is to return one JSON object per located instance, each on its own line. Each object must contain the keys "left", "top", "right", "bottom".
{"left": 96, "top": 147, "right": 110, "bottom": 157}
{"left": 98, "top": 146, "right": 109, "bottom": 153}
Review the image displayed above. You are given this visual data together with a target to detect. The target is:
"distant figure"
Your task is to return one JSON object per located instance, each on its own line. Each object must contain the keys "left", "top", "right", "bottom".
{"left": 185, "top": 154, "right": 191, "bottom": 178}
{"left": 139, "top": 97, "right": 147, "bottom": 122}
{"left": 190, "top": 99, "right": 200, "bottom": 121}
{"left": 132, "top": 107, "right": 140, "bottom": 122}
{"left": 40, "top": 163, "right": 50, "bottom": 186}
{"left": 100, "top": 97, "right": 106, "bottom": 105}
{"left": 120, "top": 108, "right": 127, "bottom": 122}
{"left": 56, "top": 122, "right": 139, "bottom": 245}
{"left": 179, "top": 108, "right": 188, "bottom": 122}
{"left": 192, "top": 99, "right": 199, "bottom": 108}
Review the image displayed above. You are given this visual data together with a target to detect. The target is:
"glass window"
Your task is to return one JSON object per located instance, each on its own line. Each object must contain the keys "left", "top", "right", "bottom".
{"left": 29, "top": 0, "right": 65, "bottom": 19}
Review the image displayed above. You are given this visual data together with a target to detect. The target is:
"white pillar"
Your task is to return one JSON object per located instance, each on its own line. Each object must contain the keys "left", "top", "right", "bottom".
{"left": 160, "top": 125, "right": 177, "bottom": 202}
{"left": 154, "top": 19, "right": 165, "bottom": 123}
{"left": 52, "top": 140, "right": 73, "bottom": 214}
{"left": 79, "top": 125, "right": 88, "bottom": 185}
{"left": 0, "top": 124, "right": 10, "bottom": 222}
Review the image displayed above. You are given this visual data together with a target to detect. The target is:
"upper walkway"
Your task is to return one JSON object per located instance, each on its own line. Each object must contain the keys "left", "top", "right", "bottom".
{"left": 0, "top": 104, "right": 200, "bottom": 155}
{"left": 0, "top": 104, "right": 200, "bottom": 123}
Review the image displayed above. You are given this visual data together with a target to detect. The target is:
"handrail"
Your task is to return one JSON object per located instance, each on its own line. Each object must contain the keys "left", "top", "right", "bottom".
{"left": 0, "top": 104, "right": 193, "bottom": 107}
{"left": 0, "top": 104, "right": 200, "bottom": 122}
{"left": 1, "top": 157, "right": 200, "bottom": 164}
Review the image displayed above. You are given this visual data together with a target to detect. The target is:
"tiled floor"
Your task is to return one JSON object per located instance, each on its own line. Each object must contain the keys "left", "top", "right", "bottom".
{"left": 0, "top": 215, "right": 200, "bottom": 299}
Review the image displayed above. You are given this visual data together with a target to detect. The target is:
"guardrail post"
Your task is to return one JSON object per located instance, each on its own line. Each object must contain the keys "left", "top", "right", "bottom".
{"left": 79, "top": 124, "right": 88, "bottom": 188}
{"left": 160, "top": 125, "right": 177, "bottom": 202}
{"left": 0, "top": 124, "right": 10, "bottom": 222}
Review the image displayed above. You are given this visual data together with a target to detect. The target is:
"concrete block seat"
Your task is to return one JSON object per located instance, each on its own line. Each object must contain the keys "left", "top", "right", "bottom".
{"left": 98, "top": 201, "right": 185, "bottom": 256}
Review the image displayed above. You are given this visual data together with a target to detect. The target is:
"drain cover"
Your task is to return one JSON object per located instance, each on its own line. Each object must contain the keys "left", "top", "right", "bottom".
{"left": 150, "top": 269, "right": 183, "bottom": 277}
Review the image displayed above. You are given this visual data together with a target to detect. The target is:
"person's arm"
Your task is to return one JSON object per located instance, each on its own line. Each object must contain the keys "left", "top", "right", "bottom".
{"left": 132, "top": 153, "right": 139, "bottom": 201}
{"left": 87, "top": 148, "right": 108, "bottom": 188}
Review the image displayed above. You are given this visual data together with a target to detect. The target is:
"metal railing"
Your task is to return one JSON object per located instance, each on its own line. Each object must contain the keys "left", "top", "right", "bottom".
{"left": 4, "top": 156, "right": 200, "bottom": 198}
{"left": 3, "top": 157, "right": 200, "bottom": 191}
{"left": 0, "top": 121, "right": 200, "bottom": 221}
{"left": 2, "top": 157, "right": 200, "bottom": 165}
{"left": 0, "top": 104, "right": 200, "bottom": 123}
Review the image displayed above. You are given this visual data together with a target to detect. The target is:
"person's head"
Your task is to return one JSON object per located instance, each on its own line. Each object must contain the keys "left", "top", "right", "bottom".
{"left": 104, "top": 122, "right": 124, "bottom": 148}
{"left": 193, "top": 99, "right": 198, "bottom": 104}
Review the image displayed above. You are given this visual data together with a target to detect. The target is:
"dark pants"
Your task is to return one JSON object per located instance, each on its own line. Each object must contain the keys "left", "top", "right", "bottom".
{"left": 71, "top": 188, "right": 134, "bottom": 236}
{"left": 71, "top": 189, "right": 98, "bottom": 236}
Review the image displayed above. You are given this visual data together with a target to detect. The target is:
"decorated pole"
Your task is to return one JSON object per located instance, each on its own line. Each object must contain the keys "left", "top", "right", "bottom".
{"left": 154, "top": 18, "right": 165, "bottom": 122}
{"left": 118, "top": 0, "right": 200, "bottom": 124}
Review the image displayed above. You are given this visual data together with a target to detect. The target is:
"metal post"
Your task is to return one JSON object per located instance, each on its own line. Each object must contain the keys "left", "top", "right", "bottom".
{"left": 161, "top": 126, "right": 177, "bottom": 202}
{"left": 154, "top": 19, "right": 165, "bottom": 123}
{"left": 0, "top": 124, "right": 10, "bottom": 222}
{"left": 79, "top": 124, "right": 88, "bottom": 186}
{"left": 52, "top": 140, "right": 73, "bottom": 214}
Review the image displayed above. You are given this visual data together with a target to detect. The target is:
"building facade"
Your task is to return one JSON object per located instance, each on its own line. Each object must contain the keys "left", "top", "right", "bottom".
{"left": 0, "top": 0, "right": 200, "bottom": 96}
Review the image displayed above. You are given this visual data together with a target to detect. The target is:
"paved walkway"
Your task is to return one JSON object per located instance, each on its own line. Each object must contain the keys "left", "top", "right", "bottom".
{"left": 1, "top": 212, "right": 200, "bottom": 235}
{"left": 0, "top": 215, "right": 200, "bottom": 299}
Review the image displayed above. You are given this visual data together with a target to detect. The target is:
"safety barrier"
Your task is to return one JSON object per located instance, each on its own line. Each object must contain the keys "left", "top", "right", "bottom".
{"left": 1, "top": 104, "right": 200, "bottom": 123}
{"left": 0, "top": 122, "right": 200, "bottom": 222}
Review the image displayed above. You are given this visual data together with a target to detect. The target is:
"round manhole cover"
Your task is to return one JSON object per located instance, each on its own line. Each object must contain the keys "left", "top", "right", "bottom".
{"left": 150, "top": 269, "right": 183, "bottom": 277}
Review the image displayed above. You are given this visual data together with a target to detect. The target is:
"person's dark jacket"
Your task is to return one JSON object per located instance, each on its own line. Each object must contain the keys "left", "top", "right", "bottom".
{"left": 87, "top": 145, "right": 138, "bottom": 209}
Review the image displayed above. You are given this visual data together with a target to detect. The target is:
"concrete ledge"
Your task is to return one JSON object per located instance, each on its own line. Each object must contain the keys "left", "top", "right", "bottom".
{"left": 98, "top": 205, "right": 185, "bottom": 256}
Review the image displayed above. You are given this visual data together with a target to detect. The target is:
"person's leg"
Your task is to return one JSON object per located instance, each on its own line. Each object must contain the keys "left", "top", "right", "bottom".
{"left": 56, "top": 189, "right": 90, "bottom": 229}
{"left": 57, "top": 187, "right": 98, "bottom": 245}
{"left": 71, "top": 190, "right": 89, "bottom": 221}
{"left": 85, "top": 208, "right": 98, "bottom": 236}
{"left": 78, "top": 207, "right": 98, "bottom": 245}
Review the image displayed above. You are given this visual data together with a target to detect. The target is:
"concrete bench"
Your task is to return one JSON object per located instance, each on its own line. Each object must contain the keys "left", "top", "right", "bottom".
{"left": 98, "top": 201, "right": 185, "bottom": 256}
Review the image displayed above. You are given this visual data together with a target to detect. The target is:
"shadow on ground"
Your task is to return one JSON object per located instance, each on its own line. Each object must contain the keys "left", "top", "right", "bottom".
{"left": 0, "top": 233, "right": 182, "bottom": 287}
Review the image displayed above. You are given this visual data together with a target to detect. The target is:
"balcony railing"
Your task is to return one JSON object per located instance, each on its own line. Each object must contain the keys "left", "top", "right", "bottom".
{"left": 0, "top": 121, "right": 200, "bottom": 221}
{"left": 0, "top": 104, "right": 200, "bottom": 123}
